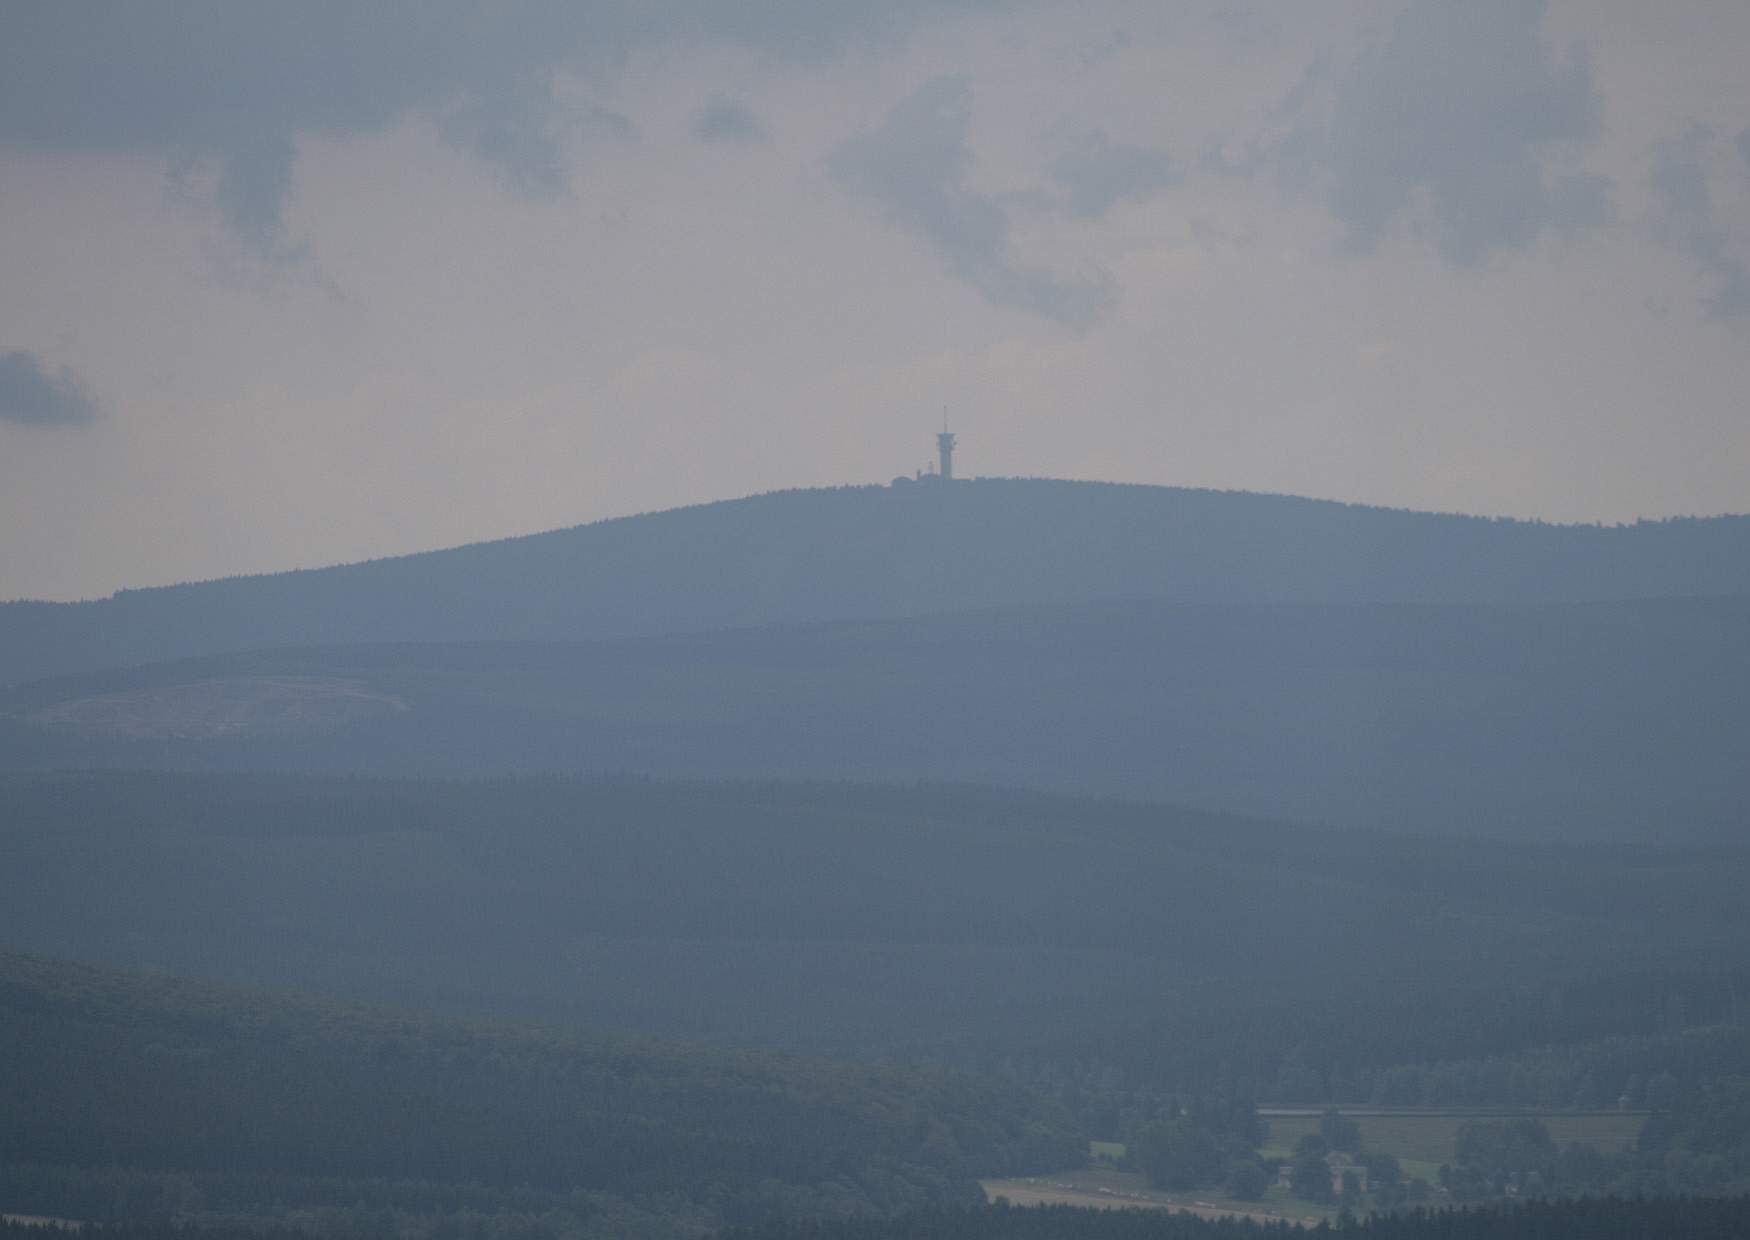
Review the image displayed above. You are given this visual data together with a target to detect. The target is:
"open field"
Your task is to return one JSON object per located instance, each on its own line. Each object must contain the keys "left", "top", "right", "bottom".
{"left": 1264, "top": 1110, "right": 1648, "bottom": 1171}
{"left": 982, "top": 1167, "right": 1327, "bottom": 1225}
{"left": 1, "top": 1218, "right": 80, "bottom": 1229}
{"left": 28, "top": 676, "right": 406, "bottom": 739}
{"left": 993, "top": 1111, "right": 1653, "bottom": 1226}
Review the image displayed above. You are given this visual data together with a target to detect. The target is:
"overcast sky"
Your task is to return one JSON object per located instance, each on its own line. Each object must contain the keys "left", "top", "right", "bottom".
{"left": 3, "top": 0, "right": 1749, "bottom": 601}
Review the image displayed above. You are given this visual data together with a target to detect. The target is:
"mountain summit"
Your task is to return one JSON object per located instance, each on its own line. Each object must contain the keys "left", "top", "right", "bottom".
{"left": 5, "top": 479, "right": 1747, "bottom": 686}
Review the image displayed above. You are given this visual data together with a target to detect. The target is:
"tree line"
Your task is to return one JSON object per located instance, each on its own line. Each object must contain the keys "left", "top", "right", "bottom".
{"left": 0, "top": 950, "right": 1081, "bottom": 1234}
{"left": 5, "top": 770, "right": 1749, "bottom": 1109}
{"left": 718, "top": 1197, "right": 1750, "bottom": 1240}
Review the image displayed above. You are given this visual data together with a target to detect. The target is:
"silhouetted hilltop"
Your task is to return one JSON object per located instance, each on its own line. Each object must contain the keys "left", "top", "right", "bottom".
{"left": 4, "top": 479, "right": 1748, "bottom": 685}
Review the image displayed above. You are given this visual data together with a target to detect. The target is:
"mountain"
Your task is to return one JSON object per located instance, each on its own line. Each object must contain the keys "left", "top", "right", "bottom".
{"left": 7, "top": 594, "right": 1747, "bottom": 840}
{"left": 0, "top": 947, "right": 1080, "bottom": 1234}
{"left": 4, "top": 771, "right": 1747, "bottom": 1100}
{"left": 5, "top": 479, "right": 1749, "bottom": 686}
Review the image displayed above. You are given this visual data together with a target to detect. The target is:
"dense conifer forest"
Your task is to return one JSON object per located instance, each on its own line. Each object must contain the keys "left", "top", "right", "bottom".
{"left": 9, "top": 772, "right": 1750, "bottom": 1219}
{"left": 6, "top": 593, "right": 1748, "bottom": 842}
{"left": 4, "top": 771, "right": 1749, "bottom": 1100}
{"left": 6, "top": 480, "right": 1750, "bottom": 687}
{"left": 0, "top": 951, "right": 1079, "bottom": 1236}
{"left": 9, "top": 0, "right": 1750, "bottom": 1230}
{"left": 5, "top": 487, "right": 1749, "bottom": 1237}
{"left": 715, "top": 1197, "right": 1750, "bottom": 1240}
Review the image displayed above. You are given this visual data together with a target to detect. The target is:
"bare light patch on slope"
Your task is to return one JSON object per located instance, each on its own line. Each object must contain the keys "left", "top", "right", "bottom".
{"left": 30, "top": 677, "right": 407, "bottom": 739}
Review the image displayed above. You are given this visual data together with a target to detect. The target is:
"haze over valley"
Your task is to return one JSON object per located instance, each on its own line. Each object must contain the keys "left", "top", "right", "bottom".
{"left": 5, "top": 4, "right": 1750, "bottom": 1239}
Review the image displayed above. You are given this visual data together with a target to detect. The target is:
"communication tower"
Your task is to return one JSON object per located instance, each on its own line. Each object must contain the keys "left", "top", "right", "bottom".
{"left": 936, "top": 418, "right": 957, "bottom": 482}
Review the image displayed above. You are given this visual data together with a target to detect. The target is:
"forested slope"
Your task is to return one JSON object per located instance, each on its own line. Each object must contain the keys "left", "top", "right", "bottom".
{"left": 5, "top": 479, "right": 1747, "bottom": 686}
{"left": 0, "top": 950, "right": 1080, "bottom": 1235}
{"left": 4, "top": 773, "right": 1747, "bottom": 1104}
{"left": 714, "top": 1198, "right": 1750, "bottom": 1240}
{"left": 12, "top": 1199, "right": 1750, "bottom": 1240}
{"left": 7, "top": 595, "right": 1747, "bottom": 839}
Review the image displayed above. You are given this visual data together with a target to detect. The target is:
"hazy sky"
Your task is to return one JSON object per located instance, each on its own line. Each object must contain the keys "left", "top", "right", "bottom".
{"left": 3, "top": 0, "right": 1749, "bottom": 601}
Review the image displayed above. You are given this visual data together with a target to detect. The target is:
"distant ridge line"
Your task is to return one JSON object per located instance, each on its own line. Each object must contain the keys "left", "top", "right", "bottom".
{"left": 10, "top": 477, "right": 1746, "bottom": 605}
{"left": 3, "top": 476, "right": 1748, "bottom": 688}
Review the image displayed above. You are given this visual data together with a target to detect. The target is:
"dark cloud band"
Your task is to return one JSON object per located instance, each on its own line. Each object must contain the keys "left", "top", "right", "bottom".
{"left": 1651, "top": 125, "right": 1750, "bottom": 321}
{"left": 693, "top": 99, "right": 770, "bottom": 145}
{"left": 0, "top": 2, "right": 1001, "bottom": 256}
{"left": 827, "top": 77, "right": 1109, "bottom": 325}
{"left": 1048, "top": 130, "right": 1180, "bottom": 219}
{"left": 0, "top": 351, "right": 97, "bottom": 427}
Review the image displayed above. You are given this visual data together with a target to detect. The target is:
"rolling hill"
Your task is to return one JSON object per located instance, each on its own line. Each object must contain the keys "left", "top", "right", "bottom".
{"left": 6, "top": 594, "right": 1747, "bottom": 840}
{"left": 4, "top": 771, "right": 1747, "bottom": 1099}
{"left": 0, "top": 947, "right": 1080, "bottom": 1233}
{"left": 5, "top": 479, "right": 1749, "bottom": 687}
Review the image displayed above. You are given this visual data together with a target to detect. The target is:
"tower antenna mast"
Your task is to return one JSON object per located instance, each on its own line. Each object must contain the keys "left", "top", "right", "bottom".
{"left": 936, "top": 413, "right": 956, "bottom": 482}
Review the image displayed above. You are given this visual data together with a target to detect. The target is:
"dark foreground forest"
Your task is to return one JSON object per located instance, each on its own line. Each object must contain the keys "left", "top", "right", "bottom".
{"left": 718, "top": 1198, "right": 1750, "bottom": 1240}
{"left": 0, "top": 951, "right": 1078, "bottom": 1236}
{"left": 10, "top": 1198, "right": 1750, "bottom": 1240}
{"left": 8, "top": 773, "right": 1750, "bottom": 1231}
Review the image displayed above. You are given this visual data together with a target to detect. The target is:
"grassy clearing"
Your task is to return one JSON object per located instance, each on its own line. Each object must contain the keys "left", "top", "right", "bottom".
{"left": 1543, "top": 1113, "right": 1645, "bottom": 1152}
{"left": 1266, "top": 1110, "right": 1647, "bottom": 1172}
{"left": 2, "top": 1217, "right": 82, "bottom": 1229}
{"left": 1398, "top": 1158, "right": 1442, "bottom": 1183}
{"left": 982, "top": 1167, "right": 1327, "bottom": 1225}
{"left": 997, "top": 1110, "right": 1649, "bottom": 1225}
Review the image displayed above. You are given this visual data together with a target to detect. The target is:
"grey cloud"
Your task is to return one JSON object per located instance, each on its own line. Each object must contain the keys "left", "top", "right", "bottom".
{"left": 1651, "top": 125, "right": 1750, "bottom": 320}
{"left": 1293, "top": 1, "right": 1609, "bottom": 267}
{"left": 0, "top": 2, "right": 997, "bottom": 256}
{"left": 1048, "top": 130, "right": 1179, "bottom": 218}
{"left": 1738, "top": 127, "right": 1750, "bottom": 172}
{"left": 0, "top": 351, "right": 97, "bottom": 427}
{"left": 436, "top": 84, "right": 632, "bottom": 199}
{"left": 212, "top": 135, "right": 302, "bottom": 258}
{"left": 1201, "top": 57, "right": 1331, "bottom": 195}
{"left": 0, "top": 5, "right": 589, "bottom": 256}
{"left": 693, "top": 99, "right": 770, "bottom": 145}
{"left": 1200, "top": 129, "right": 1307, "bottom": 190}
{"left": 827, "top": 77, "right": 1109, "bottom": 325}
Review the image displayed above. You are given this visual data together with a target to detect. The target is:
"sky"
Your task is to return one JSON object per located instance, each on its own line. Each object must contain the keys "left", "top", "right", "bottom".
{"left": 2, "top": 0, "right": 1749, "bottom": 601}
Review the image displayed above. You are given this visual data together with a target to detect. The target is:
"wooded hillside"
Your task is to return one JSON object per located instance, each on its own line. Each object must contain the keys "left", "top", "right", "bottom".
{"left": 6, "top": 479, "right": 1747, "bottom": 686}
{"left": 0, "top": 949, "right": 1080, "bottom": 1234}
